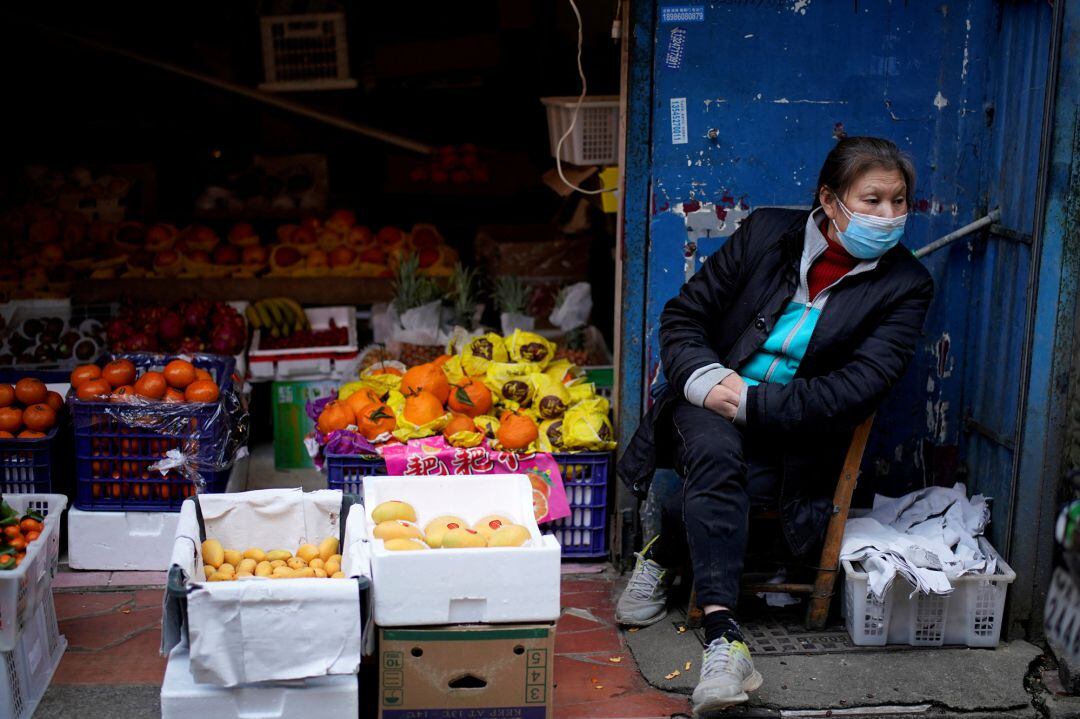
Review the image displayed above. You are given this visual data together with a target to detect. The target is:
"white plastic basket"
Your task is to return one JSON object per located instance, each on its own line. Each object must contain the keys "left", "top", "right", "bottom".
{"left": 0, "top": 494, "right": 66, "bottom": 652}
{"left": 248, "top": 306, "right": 359, "bottom": 381}
{"left": 842, "top": 537, "right": 1016, "bottom": 647}
{"left": 259, "top": 13, "right": 357, "bottom": 92}
{"left": 0, "top": 593, "right": 66, "bottom": 719}
{"left": 541, "top": 96, "right": 620, "bottom": 166}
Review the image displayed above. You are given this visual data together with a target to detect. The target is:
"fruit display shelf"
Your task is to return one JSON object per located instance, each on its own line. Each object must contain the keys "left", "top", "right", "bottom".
{"left": 326, "top": 450, "right": 611, "bottom": 558}
{"left": 72, "top": 277, "right": 397, "bottom": 306}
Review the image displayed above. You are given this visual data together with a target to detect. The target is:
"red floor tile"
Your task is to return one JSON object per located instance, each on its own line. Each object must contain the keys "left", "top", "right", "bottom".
{"left": 53, "top": 623, "right": 166, "bottom": 685}
{"left": 54, "top": 592, "right": 133, "bottom": 621}
{"left": 558, "top": 612, "right": 610, "bottom": 634}
{"left": 555, "top": 627, "right": 624, "bottom": 655}
{"left": 134, "top": 588, "right": 165, "bottom": 608}
{"left": 61, "top": 606, "right": 161, "bottom": 652}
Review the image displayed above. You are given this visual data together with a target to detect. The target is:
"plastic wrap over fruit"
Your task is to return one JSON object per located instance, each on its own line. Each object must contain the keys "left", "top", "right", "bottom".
{"left": 530, "top": 374, "right": 571, "bottom": 420}
{"left": 459, "top": 332, "right": 508, "bottom": 376}
{"left": 504, "top": 329, "right": 556, "bottom": 369}
{"left": 562, "top": 401, "right": 617, "bottom": 452}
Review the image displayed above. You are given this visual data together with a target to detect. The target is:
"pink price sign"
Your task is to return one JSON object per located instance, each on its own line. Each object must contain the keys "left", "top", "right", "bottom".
{"left": 381, "top": 437, "right": 571, "bottom": 524}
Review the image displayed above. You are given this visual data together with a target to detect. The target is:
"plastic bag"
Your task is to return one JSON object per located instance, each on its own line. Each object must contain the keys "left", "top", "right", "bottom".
{"left": 549, "top": 282, "right": 593, "bottom": 332}
{"left": 537, "top": 418, "right": 567, "bottom": 453}
{"left": 392, "top": 300, "right": 445, "bottom": 346}
{"left": 71, "top": 353, "right": 251, "bottom": 492}
{"left": 562, "top": 400, "right": 616, "bottom": 451}
{"left": 484, "top": 362, "right": 538, "bottom": 406}
{"left": 460, "top": 332, "right": 509, "bottom": 376}
{"left": 531, "top": 373, "right": 571, "bottom": 420}
{"left": 544, "top": 359, "right": 581, "bottom": 386}
{"left": 505, "top": 329, "right": 556, "bottom": 369}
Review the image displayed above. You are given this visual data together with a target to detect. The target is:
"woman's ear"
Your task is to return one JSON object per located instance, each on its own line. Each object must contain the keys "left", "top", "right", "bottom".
{"left": 818, "top": 186, "right": 836, "bottom": 219}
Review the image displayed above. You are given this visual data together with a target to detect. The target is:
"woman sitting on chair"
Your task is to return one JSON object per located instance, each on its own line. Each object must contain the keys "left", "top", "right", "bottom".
{"left": 615, "top": 136, "right": 934, "bottom": 714}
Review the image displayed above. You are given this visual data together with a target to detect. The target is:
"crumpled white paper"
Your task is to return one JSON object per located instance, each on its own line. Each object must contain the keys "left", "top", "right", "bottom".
{"left": 841, "top": 483, "right": 995, "bottom": 600}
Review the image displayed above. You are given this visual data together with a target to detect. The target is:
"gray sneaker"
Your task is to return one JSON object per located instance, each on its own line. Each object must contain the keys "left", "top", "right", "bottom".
{"left": 691, "top": 636, "right": 763, "bottom": 714}
{"left": 615, "top": 544, "right": 673, "bottom": 626}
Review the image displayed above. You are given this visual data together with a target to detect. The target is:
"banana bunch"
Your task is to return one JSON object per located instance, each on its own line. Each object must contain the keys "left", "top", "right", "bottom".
{"left": 245, "top": 298, "right": 311, "bottom": 338}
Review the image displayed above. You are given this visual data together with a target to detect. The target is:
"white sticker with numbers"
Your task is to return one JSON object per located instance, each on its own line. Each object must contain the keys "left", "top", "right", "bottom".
{"left": 670, "top": 97, "right": 688, "bottom": 145}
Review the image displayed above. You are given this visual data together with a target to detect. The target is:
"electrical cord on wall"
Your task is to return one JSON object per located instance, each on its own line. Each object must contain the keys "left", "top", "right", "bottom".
{"left": 555, "top": 0, "right": 619, "bottom": 195}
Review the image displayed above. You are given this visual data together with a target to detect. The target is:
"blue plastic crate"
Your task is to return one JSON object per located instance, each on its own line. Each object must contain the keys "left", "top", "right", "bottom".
{"left": 325, "top": 450, "right": 611, "bottom": 557}
{"left": 71, "top": 353, "right": 236, "bottom": 511}
{"left": 0, "top": 426, "right": 60, "bottom": 494}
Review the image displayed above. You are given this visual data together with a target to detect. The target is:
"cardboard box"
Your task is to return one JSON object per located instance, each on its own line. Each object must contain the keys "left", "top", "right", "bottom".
{"left": 161, "top": 645, "right": 359, "bottom": 719}
{"left": 162, "top": 489, "right": 370, "bottom": 686}
{"left": 271, "top": 379, "right": 338, "bottom": 469}
{"left": 67, "top": 508, "right": 179, "bottom": 571}
{"left": 377, "top": 624, "right": 555, "bottom": 719}
{"left": 362, "top": 475, "right": 561, "bottom": 627}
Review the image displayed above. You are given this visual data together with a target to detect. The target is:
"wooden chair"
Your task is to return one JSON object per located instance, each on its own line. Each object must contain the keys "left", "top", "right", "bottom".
{"left": 687, "top": 414, "right": 875, "bottom": 631}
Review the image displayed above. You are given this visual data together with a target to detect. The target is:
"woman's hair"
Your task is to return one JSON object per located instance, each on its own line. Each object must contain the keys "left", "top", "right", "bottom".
{"left": 813, "top": 136, "right": 916, "bottom": 208}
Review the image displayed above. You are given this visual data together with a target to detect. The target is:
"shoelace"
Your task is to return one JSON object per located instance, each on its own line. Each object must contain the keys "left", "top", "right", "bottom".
{"left": 700, "top": 638, "right": 735, "bottom": 679}
{"left": 625, "top": 553, "right": 665, "bottom": 600}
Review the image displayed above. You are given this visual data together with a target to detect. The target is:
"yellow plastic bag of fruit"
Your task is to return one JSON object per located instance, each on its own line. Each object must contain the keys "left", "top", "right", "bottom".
{"left": 361, "top": 363, "right": 405, "bottom": 396}
{"left": 544, "top": 359, "right": 581, "bottom": 386}
{"left": 484, "top": 362, "right": 538, "bottom": 407}
{"left": 537, "top": 418, "right": 567, "bottom": 453}
{"left": 473, "top": 414, "right": 501, "bottom": 441}
{"left": 531, "top": 373, "right": 571, "bottom": 420}
{"left": 392, "top": 411, "right": 451, "bottom": 443}
{"left": 339, "top": 380, "right": 386, "bottom": 403}
{"left": 445, "top": 429, "right": 485, "bottom": 448}
{"left": 562, "top": 401, "right": 617, "bottom": 451}
{"left": 441, "top": 354, "right": 468, "bottom": 386}
{"left": 505, "top": 329, "right": 556, "bottom": 369}
{"left": 460, "top": 333, "right": 509, "bottom": 376}
{"left": 567, "top": 380, "right": 599, "bottom": 405}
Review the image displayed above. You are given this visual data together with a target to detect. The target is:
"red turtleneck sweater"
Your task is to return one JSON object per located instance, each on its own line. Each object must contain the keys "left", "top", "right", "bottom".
{"left": 808, "top": 220, "right": 859, "bottom": 301}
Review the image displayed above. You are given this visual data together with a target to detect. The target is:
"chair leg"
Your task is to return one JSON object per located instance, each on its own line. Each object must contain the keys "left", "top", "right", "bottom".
{"left": 687, "top": 586, "right": 704, "bottom": 628}
{"left": 804, "top": 414, "right": 874, "bottom": 630}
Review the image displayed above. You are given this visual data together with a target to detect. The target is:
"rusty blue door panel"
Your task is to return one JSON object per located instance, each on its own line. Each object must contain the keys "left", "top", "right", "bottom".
{"left": 617, "top": 0, "right": 1069, "bottom": 608}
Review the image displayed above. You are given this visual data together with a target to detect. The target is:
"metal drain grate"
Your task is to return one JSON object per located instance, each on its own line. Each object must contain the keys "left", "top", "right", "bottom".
{"left": 679, "top": 609, "right": 879, "bottom": 655}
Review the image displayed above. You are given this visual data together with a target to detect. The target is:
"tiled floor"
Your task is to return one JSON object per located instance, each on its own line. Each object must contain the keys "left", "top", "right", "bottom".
{"left": 47, "top": 570, "right": 688, "bottom": 719}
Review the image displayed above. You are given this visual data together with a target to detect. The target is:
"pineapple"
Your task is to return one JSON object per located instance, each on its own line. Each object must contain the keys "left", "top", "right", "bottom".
{"left": 393, "top": 253, "right": 445, "bottom": 365}
{"left": 449, "top": 262, "right": 482, "bottom": 331}
{"left": 493, "top": 276, "right": 530, "bottom": 315}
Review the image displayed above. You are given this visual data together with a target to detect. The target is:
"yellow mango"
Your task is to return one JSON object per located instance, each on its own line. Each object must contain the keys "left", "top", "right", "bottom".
{"left": 296, "top": 544, "right": 320, "bottom": 563}
{"left": 223, "top": 549, "right": 243, "bottom": 567}
{"left": 309, "top": 558, "right": 325, "bottom": 571}
{"left": 313, "top": 568, "right": 327, "bottom": 578}
{"left": 441, "top": 528, "right": 486, "bottom": 548}
{"left": 373, "top": 520, "right": 424, "bottom": 541}
{"left": 237, "top": 558, "right": 257, "bottom": 574}
{"left": 270, "top": 559, "right": 287, "bottom": 569}
{"left": 217, "top": 563, "right": 235, "bottom": 576}
{"left": 384, "top": 538, "right": 429, "bottom": 551}
{"left": 236, "top": 571, "right": 253, "bottom": 578}
{"left": 207, "top": 572, "right": 230, "bottom": 582}
{"left": 324, "top": 558, "right": 341, "bottom": 576}
{"left": 292, "top": 567, "right": 316, "bottom": 578}
{"left": 272, "top": 565, "right": 292, "bottom": 578}
{"left": 287, "top": 557, "right": 308, "bottom": 570}
{"left": 266, "top": 549, "right": 292, "bottom": 562}
{"left": 488, "top": 524, "right": 532, "bottom": 547}
{"left": 328, "top": 554, "right": 342, "bottom": 565}
{"left": 255, "top": 561, "right": 273, "bottom": 577}
{"left": 243, "top": 548, "right": 267, "bottom": 562}
{"left": 202, "top": 539, "right": 224, "bottom": 569}
{"left": 371, "top": 500, "right": 417, "bottom": 524}
{"left": 331, "top": 571, "right": 345, "bottom": 579}
{"left": 318, "top": 537, "right": 340, "bottom": 562}
{"left": 203, "top": 565, "right": 215, "bottom": 580}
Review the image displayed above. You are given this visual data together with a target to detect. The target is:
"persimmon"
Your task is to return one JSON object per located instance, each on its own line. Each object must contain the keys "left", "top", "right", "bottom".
{"left": 102, "top": 359, "right": 137, "bottom": 388}
{"left": 0, "top": 384, "right": 13, "bottom": 408}
{"left": 184, "top": 380, "right": 220, "bottom": 403}
{"left": 77, "top": 378, "right": 112, "bottom": 401}
{"left": 22, "top": 404, "right": 56, "bottom": 432}
{"left": 14, "top": 378, "right": 46, "bottom": 406}
{"left": 163, "top": 359, "right": 197, "bottom": 389}
{"left": 134, "top": 371, "right": 167, "bottom": 400}
{"left": 69, "top": 365, "right": 102, "bottom": 390}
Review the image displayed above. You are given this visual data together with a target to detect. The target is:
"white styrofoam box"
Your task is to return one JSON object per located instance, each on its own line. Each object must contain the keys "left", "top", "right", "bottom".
{"left": 163, "top": 489, "right": 368, "bottom": 686}
{"left": 248, "top": 306, "right": 359, "bottom": 381}
{"left": 161, "top": 645, "right": 359, "bottom": 719}
{"left": 843, "top": 537, "right": 1016, "bottom": 647}
{"left": 0, "top": 494, "right": 66, "bottom": 652}
{"left": 362, "top": 475, "right": 561, "bottom": 627}
{"left": 0, "top": 593, "right": 66, "bottom": 719}
{"left": 67, "top": 508, "right": 179, "bottom": 571}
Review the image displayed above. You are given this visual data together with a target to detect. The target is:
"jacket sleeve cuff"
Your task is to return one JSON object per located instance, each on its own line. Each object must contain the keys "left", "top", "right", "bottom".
{"left": 683, "top": 364, "right": 734, "bottom": 407}
{"left": 733, "top": 384, "right": 749, "bottom": 425}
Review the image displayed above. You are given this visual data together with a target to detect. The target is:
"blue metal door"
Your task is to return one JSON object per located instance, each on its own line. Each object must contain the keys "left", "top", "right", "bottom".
{"left": 617, "top": 0, "right": 1073, "bottom": 633}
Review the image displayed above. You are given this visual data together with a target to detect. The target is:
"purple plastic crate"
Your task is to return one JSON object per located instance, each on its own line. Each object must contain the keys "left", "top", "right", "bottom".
{"left": 71, "top": 353, "right": 236, "bottom": 511}
{"left": 0, "top": 426, "right": 60, "bottom": 494}
{"left": 325, "top": 450, "right": 611, "bottom": 557}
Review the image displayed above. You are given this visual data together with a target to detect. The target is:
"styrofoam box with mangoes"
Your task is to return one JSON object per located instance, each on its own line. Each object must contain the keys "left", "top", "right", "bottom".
{"left": 200, "top": 537, "right": 344, "bottom": 580}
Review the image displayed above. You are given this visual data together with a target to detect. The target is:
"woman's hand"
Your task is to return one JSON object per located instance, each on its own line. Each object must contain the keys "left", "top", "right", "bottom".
{"left": 704, "top": 383, "right": 741, "bottom": 420}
